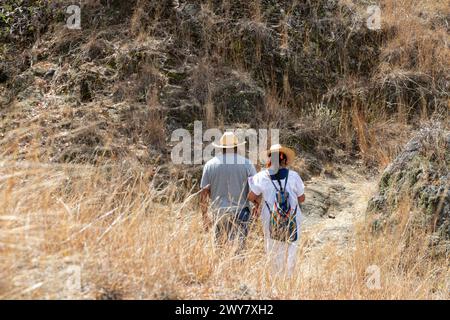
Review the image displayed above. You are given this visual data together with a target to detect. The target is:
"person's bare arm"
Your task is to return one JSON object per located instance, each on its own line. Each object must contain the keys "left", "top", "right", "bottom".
{"left": 298, "top": 194, "right": 305, "bottom": 204}
{"left": 200, "top": 186, "right": 212, "bottom": 230}
{"left": 248, "top": 191, "right": 262, "bottom": 218}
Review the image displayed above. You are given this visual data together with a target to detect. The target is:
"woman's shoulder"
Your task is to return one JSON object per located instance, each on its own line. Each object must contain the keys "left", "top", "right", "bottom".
{"left": 287, "top": 169, "right": 303, "bottom": 181}
{"left": 251, "top": 170, "right": 272, "bottom": 184}
{"left": 254, "top": 169, "right": 269, "bottom": 179}
{"left": 249, "top": 170, "right": 271, "bottom": 191}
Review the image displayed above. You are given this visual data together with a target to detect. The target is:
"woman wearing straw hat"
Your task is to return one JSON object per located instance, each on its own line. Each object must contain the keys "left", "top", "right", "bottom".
{"left": 248, "top": 144, "right": 305, "bottom": 277}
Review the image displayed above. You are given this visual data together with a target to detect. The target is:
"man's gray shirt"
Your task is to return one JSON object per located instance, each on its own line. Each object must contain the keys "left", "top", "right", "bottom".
{"left": 201, "top": 153, "right": 257, "bottom": 215}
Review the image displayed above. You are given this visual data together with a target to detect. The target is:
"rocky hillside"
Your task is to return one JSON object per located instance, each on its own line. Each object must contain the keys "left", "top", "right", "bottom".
{"left": 368, "top": 127, "right": 449, "bottom": 252}
{"left": 1, "top": 0, "right": 449, "bottom": 300}
{"left": 1, "top": 0, "right": 448, "bottom": 171}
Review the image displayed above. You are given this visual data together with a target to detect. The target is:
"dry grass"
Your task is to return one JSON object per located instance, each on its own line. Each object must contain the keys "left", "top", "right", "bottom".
{"left": 144, "top": 87, "right": 166, "bottom": 149}
{"left": 0, "top": 156, "right": 447, "bottom": 299}
{"left": 0, "top": 0, "right": 448, "bottom": 300}
{"left": 381, "top": 0, "right": 450, "bottom": 74}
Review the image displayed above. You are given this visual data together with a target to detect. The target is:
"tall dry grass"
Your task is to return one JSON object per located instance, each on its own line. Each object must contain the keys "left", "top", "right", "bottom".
{"left": 381, "top": 0, "right": 450, "bottom": 74}
{"left": 0, "top": 157, "right": 447, "bottom": 299}
{"left": 0, "top": 0, "right": 448, "bottom": 300}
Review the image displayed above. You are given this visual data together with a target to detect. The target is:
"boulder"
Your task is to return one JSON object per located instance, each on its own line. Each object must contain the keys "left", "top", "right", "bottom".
{"left": 368, "top": 126, "right": 450, "bottom": 247}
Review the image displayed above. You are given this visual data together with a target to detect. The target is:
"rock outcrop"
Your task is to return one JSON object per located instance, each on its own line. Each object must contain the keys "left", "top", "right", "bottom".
{"left": 368, "top": 126, "right": 450, "bottom": 248}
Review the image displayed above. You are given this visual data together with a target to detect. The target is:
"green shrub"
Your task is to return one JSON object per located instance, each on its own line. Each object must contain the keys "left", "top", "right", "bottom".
{"left": 0, "top": 0, "right": 55, "bottom": 45}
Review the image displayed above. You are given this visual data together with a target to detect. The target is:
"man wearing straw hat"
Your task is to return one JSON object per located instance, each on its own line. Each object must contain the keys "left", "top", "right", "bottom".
{"left": 200, "top": 132, "right": 257, "bottom": 249}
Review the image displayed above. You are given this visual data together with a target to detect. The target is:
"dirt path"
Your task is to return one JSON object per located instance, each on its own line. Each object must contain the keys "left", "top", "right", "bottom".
{"left": 301, "top": 166, "right": 378, "bottom": 249}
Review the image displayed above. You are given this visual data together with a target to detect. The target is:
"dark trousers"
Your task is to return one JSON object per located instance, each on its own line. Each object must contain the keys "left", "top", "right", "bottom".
{"left": 213, "top": 207, "right": 250, "bottom": 252}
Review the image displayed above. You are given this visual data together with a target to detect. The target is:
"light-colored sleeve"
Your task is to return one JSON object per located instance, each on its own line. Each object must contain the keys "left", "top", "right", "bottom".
{"left": 200, "top": 164, "right": 210, "bottom": 189}
{"left": 247, "top": 162, "right": 257, "bottom": 177}
{"left": 292, "top": 172, "right": 305, "bottom": 197}
{"left": 248, "top": 172, "right": 263, "bottom": 196}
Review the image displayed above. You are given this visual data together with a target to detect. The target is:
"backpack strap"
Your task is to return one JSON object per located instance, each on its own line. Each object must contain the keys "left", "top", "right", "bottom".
{"left": 264, "top": 200, "right": 271, "bottom": 212}
{"left": 267, "top": 169, "right": 289, "bottom": 192}
{"left": 276, "top": 176, "right": 283, "bottom": 191}
{"left": 266, "top": 170, "right": 280, "bottom": 192}
{"left": 283, "top": 169, "right": 289, "bottom": 191}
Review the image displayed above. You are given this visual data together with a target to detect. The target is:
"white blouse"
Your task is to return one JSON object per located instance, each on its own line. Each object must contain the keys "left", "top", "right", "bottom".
{"left": 248, "top": 169, "right": 305, "bottom": 242}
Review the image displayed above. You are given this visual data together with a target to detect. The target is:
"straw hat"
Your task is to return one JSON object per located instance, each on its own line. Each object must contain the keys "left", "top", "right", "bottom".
{"left": 265, "top": 144, "right": 296, "bottom": 165}
{"left": 212, "top": 132, "right": 246, "bottom": 148}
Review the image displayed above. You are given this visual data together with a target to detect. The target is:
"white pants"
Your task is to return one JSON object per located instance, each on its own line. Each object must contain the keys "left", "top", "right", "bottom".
{"left": 265, "top": 238, "right": 298, "bottom": 277}
{"left": 262, "top": 210, "right": 302, "bottom": 277}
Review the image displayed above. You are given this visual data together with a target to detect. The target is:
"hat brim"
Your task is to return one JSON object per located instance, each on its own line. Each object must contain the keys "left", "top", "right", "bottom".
{"left": 212, "top": 141, "right": 246, "bottom": 148}
{"left": 263, "top": 146, "right": 296, "bottom": 165}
